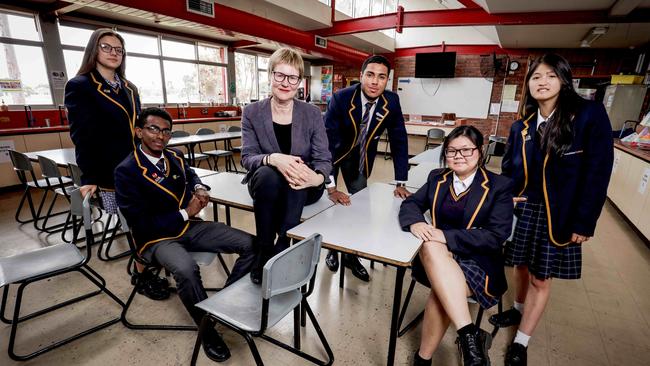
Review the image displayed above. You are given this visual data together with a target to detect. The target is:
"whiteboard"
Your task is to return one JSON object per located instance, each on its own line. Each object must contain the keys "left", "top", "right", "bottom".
{"left": 396, "top": 77, "right": 493, "bottom": 119}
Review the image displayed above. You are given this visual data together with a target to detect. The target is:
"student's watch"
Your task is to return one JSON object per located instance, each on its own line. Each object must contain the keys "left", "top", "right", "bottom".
{"left": 395, "top": 182, "right": 406, "bottom": 188}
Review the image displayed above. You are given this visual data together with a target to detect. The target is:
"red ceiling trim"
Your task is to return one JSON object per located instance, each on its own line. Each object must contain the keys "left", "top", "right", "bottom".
{"left": 457, "top": 0, "right": 481, "bottom": 9}
{"left": 98, "top": 0, "right": 369, "bottom": 64}
{"left": 393, "top": 44, "right": 529, "bottom": 57}
{"left": 314, "top": 8, "right": 650, "bottom": 37}
{"left": 231, "top": 40, "right": 259, "bottom": 49}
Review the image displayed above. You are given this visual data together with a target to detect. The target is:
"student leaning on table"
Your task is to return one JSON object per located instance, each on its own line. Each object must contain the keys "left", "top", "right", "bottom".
{"left": 240, "top": 48, "right": 332, "bottom": 284}
{"left": 492, "top": 53, "right": 613, "bottom": 366}
{"left": 64, "top": 28, "right": 168, "bottom": 300}
{"left": 399, "top": 126, "right": 513, "bottom": 366}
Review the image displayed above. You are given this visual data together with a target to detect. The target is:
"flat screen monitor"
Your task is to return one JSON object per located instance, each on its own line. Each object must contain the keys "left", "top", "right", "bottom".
{"left": 415, "top": 52, "right": 456, "bottom": 78}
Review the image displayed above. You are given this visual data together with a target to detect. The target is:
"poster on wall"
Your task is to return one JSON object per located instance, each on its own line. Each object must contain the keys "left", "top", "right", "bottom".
{"left": 321, "top": 66, "right": 333, "bottom": 103}
{"left": 0, "top": 140, "right": 16, "bottom": 163}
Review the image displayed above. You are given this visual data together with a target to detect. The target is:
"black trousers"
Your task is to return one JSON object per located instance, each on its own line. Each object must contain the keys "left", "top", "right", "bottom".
{"left": 333, "top": 147, "right": 368, "bottom": 195}
{"left": 143, "top": 221, "right": 255, "bottom": 325}
{"left": 248, "top": 166, "right": 324, "bottom": 254}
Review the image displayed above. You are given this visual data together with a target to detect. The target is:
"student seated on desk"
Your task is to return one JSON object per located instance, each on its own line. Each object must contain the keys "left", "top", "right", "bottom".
{"left": 240, "top": 48, "right": 332, "bottom": 284}
{"left": 115, "top": 107, "right": 256, "bottom": 363}
{"left": 399, "top": 126, "right": 513, "bottom": 366}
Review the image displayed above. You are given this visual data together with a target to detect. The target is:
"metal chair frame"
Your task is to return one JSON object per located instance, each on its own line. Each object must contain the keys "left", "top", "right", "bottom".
{"left": 0, "top": 189, "right": 125, "bottom": 361}
{"left": 196, "top": 128, "right": 236, "bottom": 172}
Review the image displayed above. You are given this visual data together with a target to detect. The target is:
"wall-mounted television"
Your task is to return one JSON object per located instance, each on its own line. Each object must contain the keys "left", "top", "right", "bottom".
{"left": 415, "top": 52, "right": 457, "bottom": 78}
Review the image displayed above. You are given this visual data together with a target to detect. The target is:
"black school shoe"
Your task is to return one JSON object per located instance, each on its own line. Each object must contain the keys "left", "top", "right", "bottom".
{"left": 132, "top": 269, "right": 170, "bottom": 301}
{"left": 456, "top": 327, "right": 492, "bottom": 366}
{"left": 488, "top": 307, "right": 522, "bottom": 328}
{"left": 413, "top": 350, "right": 432, "bottom": 366}
{"left": 202, "top": 327, "right": 231, "bottom": 362}
{"left": 505, "top": 342, "right": 527, "bottom": 366}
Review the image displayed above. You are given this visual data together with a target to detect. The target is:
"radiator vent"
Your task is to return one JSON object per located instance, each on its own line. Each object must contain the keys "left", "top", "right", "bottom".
{"left": 187, "top": 0, "right": 214, "bottom": 18}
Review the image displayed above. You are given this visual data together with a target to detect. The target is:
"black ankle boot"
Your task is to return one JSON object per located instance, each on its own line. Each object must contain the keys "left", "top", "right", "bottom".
{"left": 413, "top": 350, "right": 432, "bottom": 366}
{"left": 457, "top": 326, "right": 492, "bottom": 366}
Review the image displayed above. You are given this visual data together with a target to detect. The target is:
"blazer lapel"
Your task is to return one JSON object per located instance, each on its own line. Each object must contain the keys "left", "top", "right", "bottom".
{"left": 134, "top": 149, "right": 182, "bottom": 203}
{"left": 348, "top": 87, "right": 362, "bottom": 142}
{"left": 290, "top": 99, "right": 302, "bottom": 156}
{"left": 462, "top": 168, "right": 490, "bottom": 229}
{"left": 262, "top": 98, "right": 282, "bottom": 152}
{"left": 430, "top": 169, "right": 453, "bottom": 228}
{"left": 518, "top": 114, "right": 535, "bottom": 196}
{"left": 365, "top": 93, "right": 390, "bottom": 145}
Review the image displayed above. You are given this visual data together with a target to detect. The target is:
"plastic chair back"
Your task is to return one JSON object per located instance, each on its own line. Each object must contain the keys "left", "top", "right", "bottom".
{"left": 228, "top": 126, "right": 241, "bottom": 132}
{"left": 68, "top": 163, "right": 83, "bottom": 187}
{"left": 196, "top": 128, "right": 215, "bottom": 135}
{"left": 70, "top": 188, "right": 93, "bottom": 231}
{"left": 116, "top": 207, "right": 130, "bottom": 233}
{"left": 261, "top": 234, "right": 322, "bottom": 299}
{"left": 8, "top": 150, "right": 33, "bottom": 172}
{"left": 172, "top": 130, "right": 189, "bottom": 138}
{"left": 427, "top": 128, "right": 445, "bottom": 139}
{"left": 38, "top": 156, "right": 62, "bottom": 179}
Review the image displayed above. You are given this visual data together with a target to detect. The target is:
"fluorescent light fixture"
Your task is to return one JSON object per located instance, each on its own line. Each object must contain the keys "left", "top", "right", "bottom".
{"left": 580, "top": 27, "right": 608, "bottom": 48}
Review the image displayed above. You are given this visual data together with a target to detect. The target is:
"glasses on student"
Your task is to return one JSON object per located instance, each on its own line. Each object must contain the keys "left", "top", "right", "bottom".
{"left": 144, "top": 125, "right": 172, "bottom": 137}
{"left": 99, "top": 43, "right": 125, "bottom": 56}
{"left": 444, "top": 147, "right": 478, "bottom": 158}
{"left": 272, "top": 71, "right": 301, "bottom": 85}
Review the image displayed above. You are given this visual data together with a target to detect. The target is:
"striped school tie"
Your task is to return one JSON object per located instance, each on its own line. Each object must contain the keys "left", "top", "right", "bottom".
{"left": 358, "top": 101, "right": 375, "bottom": 175}
{"left": 155, "top": 158, "right": 166, "bottom": 173}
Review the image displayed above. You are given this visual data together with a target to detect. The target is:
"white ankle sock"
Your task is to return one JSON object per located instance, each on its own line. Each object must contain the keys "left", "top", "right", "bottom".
{"left": 513, "top": 330, "right": 530, "bottom": 347}
{"left": 513, "top": 301, "right": 524, "bottom": 313}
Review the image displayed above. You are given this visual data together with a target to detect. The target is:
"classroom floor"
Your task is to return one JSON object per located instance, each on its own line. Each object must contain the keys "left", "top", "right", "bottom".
{"left": 1, "top": 155, "right": 649, "bottom": 366}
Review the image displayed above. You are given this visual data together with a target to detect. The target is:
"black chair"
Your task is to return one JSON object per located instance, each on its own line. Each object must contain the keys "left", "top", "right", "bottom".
{"left": 196, "top": 128, "right": 236, "bottom": 172}
{"left": 37, "top": 156, "right": 76, "bottom": 240}
{"left": 397, "top": 256, "right": 503, "bottom": 339}
{"left": 424, "top": 128, "right": 445, "bottom": 150}
{"left": 380, "top": 130, "right": 391, "bottom": 160}
{"left": 0, "top": 189, "right": 125, "bottom": 361}
{"left": 8, "top": 150, "right": 71, "bottom": 227}
{"left": 117, "top": 209, "right": 232, "bottom": 331}
{"left": 172, "top": 130, "right": 204, "bottom": 165}
{"left": 225, "top": 125, "right": 242, "bottom": 172}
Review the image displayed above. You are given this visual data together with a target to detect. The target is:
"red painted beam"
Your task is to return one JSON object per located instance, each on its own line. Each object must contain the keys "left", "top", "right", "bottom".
{"left": 230, "top": 40, "right": 259, "bottom": 48}
{"left": 314, "top": 7, "right": 650, "bottom": 37}
{"left": 98, "top": 0, "right": 369, "bottom": 64}
{"left": 457, "top": 0, "right": 481, "bottom": 9}
{"left": 393, "top": 44, "right": 529, "bottom": 57}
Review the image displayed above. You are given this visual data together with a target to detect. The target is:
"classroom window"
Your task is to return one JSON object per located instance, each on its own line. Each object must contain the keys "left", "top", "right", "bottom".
{"left": 371, "top": 0, "right": 384, "bottom": 15}
{"left": 235, "top": 52, "right": 257, "bottom": 103}
{"left": 354, "top": 0, "right": 370, "bottom": 17}
{"left": 120, "top": 31, "right": 158, "bottom": 56}
{"left": 198, "top": 44, "right": 226, "bottom": 63}
{"left": 0, "top": 43, "right": 52, "bottom": 105}
{"left": 162, "top": 39, "right": 195, "bottom": 60}
{"left": 0, "top": 12, "right": 40, "bottom": 42}
{"left": 127, "top": 56, "right": 164, "bottom": 104}
{"left": 198, "top": 64, "right": 227, "bottom": 104}
{"left": 59, "top": 24, "right": 94, "bottom": 47}
{"left": 163, "top": 60, "right": 200, "bottom": 103}
{"left": 336, "top": 0, "right": 354, "bottom": 16}
{"left": 63, "top": 49, "right": 83, "bottom": 78}
{"left": 258, "top": 71, "right": 269, "bottom": 99}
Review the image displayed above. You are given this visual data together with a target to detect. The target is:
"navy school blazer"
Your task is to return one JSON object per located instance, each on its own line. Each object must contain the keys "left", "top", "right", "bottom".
{"left": 324, "top": 84, "right": 409, "bottom": 181}
{"left": 115, "top": 147, "right": 204, "bottom": 255}
{"left": 501, "top": 99, "right": 613, "bottom": 246}
{"left": 65, "top": 69, "right": 141, "bottom": 189}
{"left": 399, "top": 168, "right": 514, "bottom": 297}
{"left": 240, "top": 97, "right": 332, "bottom": 182}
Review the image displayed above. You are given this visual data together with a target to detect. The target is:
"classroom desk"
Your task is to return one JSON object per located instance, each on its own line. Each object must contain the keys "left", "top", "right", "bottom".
{"left": 25, "top": 148, "right": 76, "bottom": 167}
{"left": 168, "top": 131, "right": 241, "bottom": 165}
{"left": 405, "top": 162, "right": 438, "bottom": 189}
{"left": 200, "top": 172, "right": 334, "bottom": 225}
{"left": 287, "top": 183, "right": 421, "bottom": 366}
{"left": 408, "top": 146, "right": 441, "bottom": 166}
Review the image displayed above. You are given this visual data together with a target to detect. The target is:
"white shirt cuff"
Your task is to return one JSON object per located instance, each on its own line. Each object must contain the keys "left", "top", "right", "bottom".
{"left": 325, "top": 175, "right": 336, "bottom": 188}
{"left": 194, "top": 184, "right": 207, "bottom": 192}
{"left": 179, "top": 209, "right": 189, "bottom": 221}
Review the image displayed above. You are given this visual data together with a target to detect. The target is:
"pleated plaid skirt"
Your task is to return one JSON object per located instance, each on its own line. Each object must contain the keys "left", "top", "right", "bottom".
{"left": 504, "top": 201, "right": 582, "bottom": 280}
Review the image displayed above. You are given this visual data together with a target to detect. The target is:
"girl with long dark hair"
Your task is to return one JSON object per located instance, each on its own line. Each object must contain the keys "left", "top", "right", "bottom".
{"left": 495, "top": 53, "right": 614, "bottom": 365}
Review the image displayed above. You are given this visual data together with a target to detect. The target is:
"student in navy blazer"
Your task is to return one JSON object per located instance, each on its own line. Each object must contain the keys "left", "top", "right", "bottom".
{"left": 241, "top": 48, "right": 332, "bottom": 283}
{"left": 399, "top": 126, "right": 513, "bottom": 366}
{"left": 115, "top": 108, "right": 255, "bottom": 362}
{"left": 323, "top": 55, "right": 410, "bottom": 281}
{"left": 495, "top": 54, "right": 613, "bottom": 366}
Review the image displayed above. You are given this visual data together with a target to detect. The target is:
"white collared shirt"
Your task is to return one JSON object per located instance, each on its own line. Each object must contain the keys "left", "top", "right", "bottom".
{"left": 452, "top": 170, "right": 477, "bottom": 195}
{"left": 360, "top": 92, "right": 378, "bottom": 120}
{"left": 536, "top": 108, "right": 555, "bottom": 131}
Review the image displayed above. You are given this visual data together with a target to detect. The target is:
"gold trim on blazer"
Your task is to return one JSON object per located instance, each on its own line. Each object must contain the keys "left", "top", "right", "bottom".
{"left": 518, "top": 114, "right": 535, "bottom": 196}
{"left": 542, "top": 154, "right": 571, "bottom": 246}
{"left": 466, "top": 168, "right": 490, "bottom": 229}
{"left": 362, "top": 93, "right": 390, "bottom": 177}
{"left": 89, "top": 72, "right": 137, "bottom": 150}
{"left": 334, "top": 89, "right": 359, "bottom": 165}
{"left": 430, "top": 170, "right": 453, "bottom": 228}
{"left": 484, "top": 276, "right": 494, "bottom": 297}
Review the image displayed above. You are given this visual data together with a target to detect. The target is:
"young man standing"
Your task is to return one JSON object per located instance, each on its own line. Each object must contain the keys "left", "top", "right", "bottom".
{"left": 324, "top": 55, "right": 410, "bottom": 281}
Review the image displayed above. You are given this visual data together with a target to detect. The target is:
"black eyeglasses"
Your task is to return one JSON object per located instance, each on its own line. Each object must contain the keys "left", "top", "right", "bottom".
{"left": 444, "top": 147, "right": 478, "bottom": 158}
{"left": 99, "top": 43, "right": 125, "bottom": 56}
{"left": 143, "top": 125, "right": 172, "bottom": 137}
{"left": 272, "top": 71, "right": 301, "bottom": 85}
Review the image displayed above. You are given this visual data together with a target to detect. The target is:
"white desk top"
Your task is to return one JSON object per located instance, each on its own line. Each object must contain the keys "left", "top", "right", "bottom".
{"left": 191, "top": 167, "right": 219, "bottom": 178}
{"left": 408, "top": 146, "right": 442, "bottom": 165}
{"left": 168, "top": 131, "right": 241, "bottom": 147}
{"left": 287, "top": 183, "right": 421, "bottom": 266}
{"left": 25, "top": 148, "right": 76, "bottom": 167}
{"left": 201, "top": 172, "right": 334, "bottom": 220}
{"left": 405, "top": 162, "right": 438, "bottom": 189}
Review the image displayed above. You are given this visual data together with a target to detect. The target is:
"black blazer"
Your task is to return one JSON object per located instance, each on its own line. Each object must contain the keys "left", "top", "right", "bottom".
{"left": 240, "top": 97, "right": 332, "bottom": 182}
{"left": 399, "top": 168, "right": 513, "bottom": 297}
{"left": 65, "top": 69, "right": 141, "bottom": 188}
{"left": 324, "top": 84, "right": 409, "bottom": 180}
{"left": 502, "top": 99, "right": 613, "bottom": 245}
{"left": 115, "top": 148, "right": 204, "bottom": 255}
